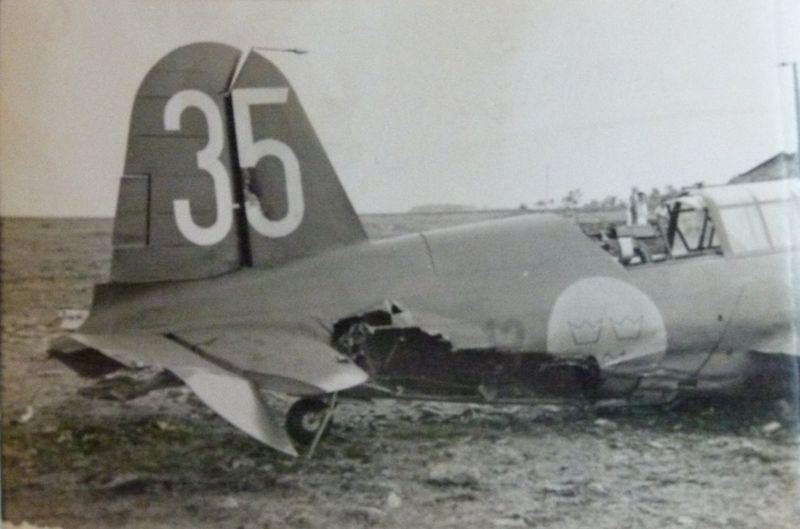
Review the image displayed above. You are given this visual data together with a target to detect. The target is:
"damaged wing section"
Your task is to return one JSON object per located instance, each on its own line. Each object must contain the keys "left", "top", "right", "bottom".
{"left": 50, "top": 328, "right": 368, "bottom": 456}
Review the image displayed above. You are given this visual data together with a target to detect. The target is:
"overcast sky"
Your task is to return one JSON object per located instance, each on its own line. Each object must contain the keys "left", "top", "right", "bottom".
{"left": 1, "top": 0, "right": 799, "bottom": 217}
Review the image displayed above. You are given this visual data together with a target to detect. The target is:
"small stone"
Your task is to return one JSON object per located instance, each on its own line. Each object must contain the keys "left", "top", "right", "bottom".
{"left": 155, "top": 420, "right": 175, "bottom": 431}
{"left": 676, "top": 515, "right": 694, "bottom": 526}
{"left": 542, "top": 483, "right": 578, "bottom": 497}
{"left": 230, "top": 456, "right": 256, "bottom": 469}
{"left": 18, "top": 405, "right": 35, "bottom": 424}
{"left": 588, "top": 482, "right": 608, "bottom": 495}
{"left": 386, "top": 491, "right": 402, "bottom": 510}
{"left": 101, "top": 473, "right": 152, "bottom": 493}
{"left": 594, "top": 418, "right": 617, "bottom": 430}
{"left": 761, "top": 421, "right": 783, "bottom": 435}
{"left": 537, "top": 404, "right": 564, "bottom": 415}
{"left": 221, "top": 496, "right": 239, "bottom": 509}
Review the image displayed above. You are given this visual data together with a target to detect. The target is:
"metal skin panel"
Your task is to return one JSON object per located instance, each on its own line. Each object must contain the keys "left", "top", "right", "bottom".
{"left": 112, "top": 175, "right": 149, "bottom": 247}
{"left": 422, "top": 214, "right": 621, "bottom": 277}
{"left": 129, "top": 97, "right": 215, "bottom": 137}
{"left": 230, "top": 51, "right": 367, "bottom": 268}
{"left": 125, "top": 137, "right": 220, "bottom": 175}
{"left": 111, "top": 43, "right": 243, "bottom": 283}
{"left": 111, "top": 242, "right": 241, "bottom": 283}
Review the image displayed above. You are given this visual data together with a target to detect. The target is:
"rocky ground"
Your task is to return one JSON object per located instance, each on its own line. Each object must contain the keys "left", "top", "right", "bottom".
{"left": 2, "top": 218, "right": 799, "bottom": 529}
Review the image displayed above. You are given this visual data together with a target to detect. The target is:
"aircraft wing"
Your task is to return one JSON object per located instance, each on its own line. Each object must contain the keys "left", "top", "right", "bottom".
{"left": 51, "top": 327, "right": 368, "bottom": 456}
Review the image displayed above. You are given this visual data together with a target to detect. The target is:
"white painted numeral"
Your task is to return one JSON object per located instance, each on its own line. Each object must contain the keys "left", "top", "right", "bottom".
{"left": 163, "top": 87, "right": 304, "bottom": 246}
{"left": 164, "top": 90, "right": 234, "bottom": 246}
{"left": 232, "top": 87, "right": 305, "bottom": 238}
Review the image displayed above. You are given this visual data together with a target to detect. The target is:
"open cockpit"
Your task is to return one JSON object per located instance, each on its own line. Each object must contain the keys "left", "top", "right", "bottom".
{"left": 595, "top": 180, "right": 800, "bottom": 266}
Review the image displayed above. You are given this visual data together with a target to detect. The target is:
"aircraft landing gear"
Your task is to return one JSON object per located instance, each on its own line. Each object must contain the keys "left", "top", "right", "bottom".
{"left": 286, "top": 396, "right": 337, "bottom": 455}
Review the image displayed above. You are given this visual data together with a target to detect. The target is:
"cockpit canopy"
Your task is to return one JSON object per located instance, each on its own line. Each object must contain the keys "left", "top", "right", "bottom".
{"left": 667, "top": 180, "right": 800, "bottom": 257}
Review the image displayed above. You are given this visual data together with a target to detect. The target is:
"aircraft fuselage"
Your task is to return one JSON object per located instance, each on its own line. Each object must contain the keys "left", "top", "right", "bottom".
{"left": 82, "top": 212, "right": 795, "bottom": 398}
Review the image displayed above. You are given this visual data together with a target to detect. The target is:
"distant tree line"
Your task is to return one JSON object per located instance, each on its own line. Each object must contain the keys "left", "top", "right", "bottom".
{"left": 536, "top": 184, "right": 683, "bottom": 212}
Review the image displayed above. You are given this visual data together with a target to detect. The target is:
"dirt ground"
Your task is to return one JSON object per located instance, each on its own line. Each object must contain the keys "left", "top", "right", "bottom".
{"left": 2, "top": 217, "right": 799, "bottom": 529}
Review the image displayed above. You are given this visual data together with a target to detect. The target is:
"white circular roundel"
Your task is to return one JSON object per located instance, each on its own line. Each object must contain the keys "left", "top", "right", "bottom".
{"left": 546, "top": 276, "right": 667, "bottom": 367}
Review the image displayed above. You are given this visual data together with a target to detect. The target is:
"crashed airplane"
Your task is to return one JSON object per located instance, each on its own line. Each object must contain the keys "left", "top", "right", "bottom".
{"left": 51, "top": 43, "right": 800, "bottom": 456}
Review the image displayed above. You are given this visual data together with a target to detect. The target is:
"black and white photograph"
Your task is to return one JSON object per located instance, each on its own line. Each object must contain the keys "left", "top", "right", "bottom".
{"left": 2, "top": 1, "right": 800, "bottom": 527}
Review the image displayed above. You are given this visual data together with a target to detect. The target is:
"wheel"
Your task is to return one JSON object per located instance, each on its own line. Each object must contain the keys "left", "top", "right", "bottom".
{"left": 286, "top": 398, "right": 332, "bottom": 445}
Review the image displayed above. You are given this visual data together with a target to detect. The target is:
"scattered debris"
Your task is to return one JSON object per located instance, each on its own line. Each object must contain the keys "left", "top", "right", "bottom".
{"left": 426, "top": 463, "right": 482, "bottom": 488}
{"left": 593, "top": 418, "right": 618, "bottom": 431}
{"left": 542, "top": 482, "right": 579, "bottom": 497}
{"left": 98, "top": 473, "right": 156, "bottom": 494}
{"left": 760, "top": 421, "right": 782, "bottom": 435}
{"left": 78, "top": 369, "right": 182, "bottom": 401}
{"left": 17, "top": 406, "right": 35, "bottom": 424}
{"left": 386, "top": 491, "right": 403, "bottom": 510}
{"left": 731, "top": 441, "right": 790, "bottom": 463}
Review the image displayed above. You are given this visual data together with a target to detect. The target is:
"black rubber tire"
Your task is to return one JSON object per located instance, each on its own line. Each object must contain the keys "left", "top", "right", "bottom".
{"left": 286, "top": 398, "right": 331, "bottom": 446}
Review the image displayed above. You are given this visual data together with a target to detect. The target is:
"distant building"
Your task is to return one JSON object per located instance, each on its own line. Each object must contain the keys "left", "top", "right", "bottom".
{"left": 729, "top": 152, "right": 799, "bottom": 184}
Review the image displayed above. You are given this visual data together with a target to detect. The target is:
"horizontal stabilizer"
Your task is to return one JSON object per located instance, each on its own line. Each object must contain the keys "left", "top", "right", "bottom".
{"left": 57, "top": 333, "right": 230, "bottom": 374}
{"left": 49, "top": 330, "right": 363, "bottom": 456}
{"left": 173, "top": 327, "right": 369, "bottom": 395}
{"left": 49, "top": 335, "right": 128, "bottom": 378}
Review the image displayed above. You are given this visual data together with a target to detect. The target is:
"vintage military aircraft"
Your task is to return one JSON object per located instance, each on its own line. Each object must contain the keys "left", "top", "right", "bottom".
{"left": 51, "top": 42, "right": 800, "bottom": 456}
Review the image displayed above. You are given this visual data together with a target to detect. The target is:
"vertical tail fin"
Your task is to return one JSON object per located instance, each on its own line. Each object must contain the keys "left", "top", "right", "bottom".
{"left": 111, "top": 43, "right": 366, "bottom": 283}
